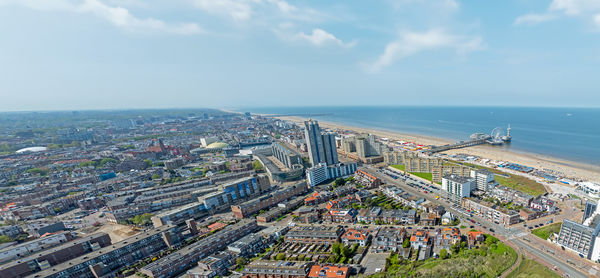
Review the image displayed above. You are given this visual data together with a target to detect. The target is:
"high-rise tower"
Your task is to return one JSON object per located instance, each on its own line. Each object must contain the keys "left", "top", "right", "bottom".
{"left": 303, "top": 120, "right": 338, "bottom": 166}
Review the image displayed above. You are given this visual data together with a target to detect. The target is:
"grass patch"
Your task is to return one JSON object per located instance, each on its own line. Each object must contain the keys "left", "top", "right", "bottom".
{"left": 454, "top": 161, "right": 546, "bottom": 196}
{"left": 506, "top": 257, "right": 560, "bottom": 278}
{"left": 390, "top": 164, "right": 405, "bottom": 171}
{"left": 531, "top": 222, "right": 562, "bottom": 240}
{"left": 373, "top": 236, "right": 517, "bottom": 278}
{"left": 410, "top": 172, "right": 433, "bottom": 182}
{"left": 495, "top": 175, "right": 546, "bottom": 196}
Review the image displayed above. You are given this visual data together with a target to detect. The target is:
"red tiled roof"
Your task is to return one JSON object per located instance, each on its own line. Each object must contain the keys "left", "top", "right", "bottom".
{"left": 308, "top": 265, "right": 349, "bottom": 278}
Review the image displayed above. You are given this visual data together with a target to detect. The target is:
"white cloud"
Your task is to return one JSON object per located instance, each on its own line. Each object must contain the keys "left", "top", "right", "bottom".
{"left": 366, "top": 29, "right": 484, "bottom": 72}
{"left": 275, "top": 26, "right": 355, "bottom": 48}
{"left": 514, "top": 13, "right": 556, "bottom": 25}
{"left": 516, "top": 0, "right": 600, "bottom": 27}
{"left": 389, "top": 0, "right": 459, "bottom": 13}
{"left": 189, "top": 0, "right": 253, "bottom": 22}
{"left": 294, "top": 29, "right": 355, "bottom": 47}
{"left": 549, "top": 0, "right": 600, "bottom": 16}
{"left": 0, "top": 0, "right": 203, "bottom": 34}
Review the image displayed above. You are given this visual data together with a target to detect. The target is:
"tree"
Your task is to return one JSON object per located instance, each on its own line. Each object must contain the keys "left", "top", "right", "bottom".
{"left": 100, "top": 158, "right": 118, "bottom": 166}
{"left": 402, "top": 239, "right": 410, "bottom": 248}
{"left": 151, "top": 174, "right": 161, "bottom": 180}
{"left": 331, "top": 242, "right": 342, "bottom": 255}
{"left": 341, "top": 245, "right": 352, "bottom": 258}
{"left": 439, "top": 248, "right": 448, "bottom": 259}
{"left": 236, "top": 257, "right": 248, "bottom": 266}
{"left": 253, "top": 160, "right": 264, "bottom": 171}
{"left": 451, "top": 242, "right": 461, "bottom": 254}
{"left": 333, "top": 178, "right": 346, "bottom": 187}
{"left": 484, "top": 235, "right": 498, "bottom": 246}
{"left": 0, "top": 235, "right": 13, "bottom": 244}
{"left": 275, "top": 253, "right": 286, "bottom": 260}
{"left": 144, "top": 159, "right": 153, "bottom": 168}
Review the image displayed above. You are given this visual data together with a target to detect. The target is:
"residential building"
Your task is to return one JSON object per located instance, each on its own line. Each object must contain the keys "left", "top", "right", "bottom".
{"left": 285, "top": 226, "right": 343, "bottom": 245}
{"left": 0, "top": 225, "right": 23, "bottom": 238}
{"left": 434, "top": 228, "right": 461, "bottom": 253}
{"left": 461, "top": 198, "right": 520, "bottom": 227}
{"left": 140, "top": 220, "right": 258, "bottom": 278}
{"left": 341, "top": 228, "right": 370, "bottom": 247}
{"left": 29, "top": 225, "right": 181, "bottom": 278}
{"left": 556, "top": 219, "right": 597, "bottom": 259}
{"left": 152, "top": 202, "right": 209, "bottom": 227}
{"left": 470, "top": 169, "right": 498, "bottom": 192}
{"left": 354, "top": 170, "right": 382, "bottom": 188}
{"left": 371, "top": 227, "right": 407, "bottom": 252}
{"left": 303, "top": 120, "right": 338, "bottom": 167}
{"left": 187, "top": 252, "right": 232, "bottom": 278}
{"left": 306, "top": 163, "right": 357, "bottom": 187}
{"left": 410, "top": 230, "right": 430, "bottom": 250}
{"left": 308, "top": 265, "right": 350, "bottom": 278}
{"left": 442, "top": 175, "right": 473, "bottom": 203}
{"left": 227, "top": 233, "right": 265, "bottom": 257}
{"left": 231, "top": 182, "right": 308, "bottom": 218}
{"left": 304, "top": 191, "right": 332, "bottom": 206}
{"left": 242, "top": 260, "right": 313, "bottom": 278}
{"left": 0, "top": 233, "right": 111, "bottom": 278}
{"left": 165, "top": 158, "right": 185, "bottom": 170}
{"left": 467, "top": 231, "right": 484, "bottom": 248}
{"left": 0, "top": 232, "right": 74, "bottom": 264}
{"left": 271, "top": 142, "right": 303, "bottom": 169}
{"left": 329, "top": 209, "right": 358, "bottom": 223}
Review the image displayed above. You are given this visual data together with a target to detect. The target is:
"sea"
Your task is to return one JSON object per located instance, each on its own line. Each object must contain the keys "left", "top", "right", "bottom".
{"left": 241, "top": 106, "right": 600, "bottom": 167}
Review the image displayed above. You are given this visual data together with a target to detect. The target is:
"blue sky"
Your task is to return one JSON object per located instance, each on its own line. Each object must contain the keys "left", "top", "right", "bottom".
{"left": 0, "top": 0, "right": 599, "bottom": 111}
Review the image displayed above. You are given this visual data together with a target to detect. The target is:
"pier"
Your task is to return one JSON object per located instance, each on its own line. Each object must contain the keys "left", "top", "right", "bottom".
{"left": 425, "top": 125, "right": 512, "bottom": 154}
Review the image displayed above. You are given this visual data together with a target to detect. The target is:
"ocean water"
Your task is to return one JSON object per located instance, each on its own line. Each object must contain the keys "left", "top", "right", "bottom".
{"left": 242, "top": 106, "right": 600, "bottom": 166}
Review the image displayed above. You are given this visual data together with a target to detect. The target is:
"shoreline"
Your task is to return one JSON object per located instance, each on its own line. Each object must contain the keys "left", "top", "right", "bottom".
{"left": 274, "top": 115, "right": 600, "bottom": 182}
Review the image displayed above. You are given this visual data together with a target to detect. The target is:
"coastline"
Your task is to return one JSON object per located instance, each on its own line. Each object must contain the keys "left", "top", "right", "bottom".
{"left": 274, "top": 115, "right": 600, "bottom": 182}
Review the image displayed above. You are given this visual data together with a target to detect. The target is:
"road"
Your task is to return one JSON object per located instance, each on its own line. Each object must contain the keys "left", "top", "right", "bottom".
{"left": 365, "top": 165, "right": 594, "bottom": 278}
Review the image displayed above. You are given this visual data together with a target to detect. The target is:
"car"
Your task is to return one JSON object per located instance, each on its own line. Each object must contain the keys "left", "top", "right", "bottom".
{"left": 470, "top": 225, "right": 474, "bottom": 229}
{"left": 489, "top": 228, "right": 495, "bottom": 233}
{"left": 528, "top": 226, "right": 533, "bottom": 229}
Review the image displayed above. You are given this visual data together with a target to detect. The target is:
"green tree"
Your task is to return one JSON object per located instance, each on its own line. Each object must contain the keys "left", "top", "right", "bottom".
{"left": 253, "top": 160, "right": 264, "bottom": 171}
{"left": 333, "top": 178, "right": 346, "bottom": 187}
{"left": 151, "top": 174, "right": 161, "bottom": 179}
{"left": 439, "top": 249, "right": 448, "bottom": 259}
{"left": 100, "top": 158, "right": 118, "bottom": 166}
{"left": 331, "top": 242, "right": 342, "bottom": 255}
{"left": 341, "top": 246, "right": 352, "bottom": 258}
{"left": 144, "top": 159, "right": 153, "bottom": 168}
{"left": 402, "top": 239, "right": 410, "bottom": 248}
{"left": 275, "top": 253, "right": 286, "bottom": 260}
{"left": 0, "top": 235, "right": 13, "bottom": 244}
{"left": 236, "top": 257, "right": 248, "bottom": 266}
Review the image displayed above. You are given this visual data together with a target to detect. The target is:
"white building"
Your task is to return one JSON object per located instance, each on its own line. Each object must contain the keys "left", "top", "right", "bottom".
{"left": 306, "top": 162, "right": 357, "bottom": 186}
{"left": 442, "top": 175, "right": 473, "bottom": 203}
{"left": 200, "top": 137, "right": 218, "bottom": 147}
{"left": 470, "top": 169, "right": 498, "bottom": 192}
{"left": 581, "top": 182, "right": 600, "bottom": 198}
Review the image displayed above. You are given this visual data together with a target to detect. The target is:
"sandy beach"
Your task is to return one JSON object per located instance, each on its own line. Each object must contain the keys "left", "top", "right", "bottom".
{"left": 276, "top": 115, "right": 600, "bottom": 182}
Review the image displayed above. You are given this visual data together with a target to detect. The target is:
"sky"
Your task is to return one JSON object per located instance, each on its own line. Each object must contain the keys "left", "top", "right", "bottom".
{"left": 0, "top": 0, "right": 599, "bottom": 111}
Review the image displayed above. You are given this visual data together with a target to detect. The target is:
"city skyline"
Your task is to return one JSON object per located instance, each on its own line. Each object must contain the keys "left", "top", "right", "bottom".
{"left": 1, "top": 0, "right": 600, "bottom": 111}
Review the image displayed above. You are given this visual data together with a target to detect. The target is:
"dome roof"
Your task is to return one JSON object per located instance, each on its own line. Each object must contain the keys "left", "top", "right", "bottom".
{"left": 206, "top": 142, "right": 229, "bottom": 149}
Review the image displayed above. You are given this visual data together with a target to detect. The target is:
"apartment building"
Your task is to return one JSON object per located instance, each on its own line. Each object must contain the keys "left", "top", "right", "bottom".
{"left": 140, "top": 220, "right": 258, "bottom": 278}
{"left": 231, "top": 182, "right": 308, "bottom": 218}
{"left": 285, "top": 226, "right": 343, "bottom": 245}
{"left": 30, "top": 225, "right": 181, "bottom": 278}
{"left": 1, "top": 233, "right": 111, "bottom": 278}
{"left": 242, "top": 260, "right": 313, "bottom": 278}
